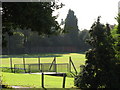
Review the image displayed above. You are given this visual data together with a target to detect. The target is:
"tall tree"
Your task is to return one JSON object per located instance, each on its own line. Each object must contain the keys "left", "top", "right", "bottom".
{"left": 74, "top": 17, "right": 119, "bottom": 88}
{"left": 114, "top": 13, "right": 120, "bottom": 85}
{"left": 63, "top": 9, "right": 79, "bottom": 47}
{"left": 2, "top": 2, "right": 64, "bottom": 46}
{"left": 115, "top": 14, "right": 120, "bottom": 60}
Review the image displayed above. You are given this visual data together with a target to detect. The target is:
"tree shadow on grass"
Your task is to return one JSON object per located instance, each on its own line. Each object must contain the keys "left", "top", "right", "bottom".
{"left": 1, "top": 52, "right": 85, "bottom": 58}
{"left": 1, "top": 54, "right": 62, "bottom": 58}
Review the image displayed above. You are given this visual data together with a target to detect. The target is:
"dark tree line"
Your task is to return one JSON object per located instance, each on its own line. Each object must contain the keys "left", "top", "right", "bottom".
{"left": 2, "top": 2, "right": 64, "bottom": 47}
{"left": 3, "top": 9, "right": 90, "bottom": 54}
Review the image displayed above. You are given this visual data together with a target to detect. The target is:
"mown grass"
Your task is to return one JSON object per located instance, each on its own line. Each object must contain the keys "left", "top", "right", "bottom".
{"left": 1, "top": 53, "right": 86, "bottom": 73}
{"left": 2, "top": 72, "right": 75, "bottom": 88}
{"left": 1, "top": 53, "right": 86, "bottom": 88}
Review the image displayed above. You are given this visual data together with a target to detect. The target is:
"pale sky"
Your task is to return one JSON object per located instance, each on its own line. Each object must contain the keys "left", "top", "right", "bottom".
{"left": 53, "top": 0, "right": 120, "bottom": 30}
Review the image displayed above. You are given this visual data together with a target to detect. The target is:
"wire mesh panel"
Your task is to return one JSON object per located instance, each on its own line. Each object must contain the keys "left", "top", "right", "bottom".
{"left": 29, "top": 64, "right": 41, "bottom": 73}
{"left": 41, "top": 63, "right": 56, "bottom": 72}
{"left": 56, "top": 63, "right": 68, "bottom": 73}
{"left": 14, "top": 63, "right": 69, "bottom": 73}
{"left": 28, "top": 63, "right": 56, "bottom": 72}
{"left": 14, "top": 64, "right": 29, "bottom": 73}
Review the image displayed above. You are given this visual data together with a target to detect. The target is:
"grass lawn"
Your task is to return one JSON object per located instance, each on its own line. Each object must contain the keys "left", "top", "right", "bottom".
{"left": 2, "top": 72, "right": 75, "bottom": 88}
{"left": 1, "top": 53, "right": 86, "bottom": 88}
{"left": 1, "top": 53, "right": 86, "bottom": 73}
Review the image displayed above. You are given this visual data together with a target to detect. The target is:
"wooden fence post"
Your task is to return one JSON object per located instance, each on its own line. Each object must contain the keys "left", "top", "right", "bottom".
{"left": 69, "top": 57, "right": 78, "bottom": 75}
{"left": 14, "top": 64, "right": 15, "bottom": 73}
{"left": 28, "top": 64, "right": 31, "bottom": 73}
{"left": 41, "top": 73, "right": 44, "bottom": 88}
{"left": 38, "top": 56, "right": 40, "bottom": 71}
{"left": 23, "top": 56, "right": 26, "bottom": 73}
{"left": 54, "top": 57, "right": 57, "bottom": 72}
{"left": 69, "top": 57, "right": 71, "bottom": 72}
{"left": 49, "top": 57, "right": 56, "bottom": 72}
{"left": 62, "top": 73, "right": 66, "bottom": 88}
{"left": 10, "top": 57, "right": 13, "bottom": 73}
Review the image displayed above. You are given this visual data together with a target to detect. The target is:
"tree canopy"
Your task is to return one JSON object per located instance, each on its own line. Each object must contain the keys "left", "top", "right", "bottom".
{"left": 2, "top": 9, "right": 91, "bottom": 54}
{"left": 115, "top": 14, "right": 120, "bottom": 60}
{"left": 74, "top": 17, "right": 119, "bottom": 88}
{"left": 63, "top": 9, "right": 79, "bottom": 46}
{"left": 2, "top": 2, "right": 63, "bottom": 46}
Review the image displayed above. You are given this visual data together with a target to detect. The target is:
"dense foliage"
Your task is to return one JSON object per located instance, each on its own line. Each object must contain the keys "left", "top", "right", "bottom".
{"left": 114, "top": 13, "right": 120, "bottom": 87}
{"left": 63, "top": 9, "right": 79, "bottom": 46}
{"left": 74, "top": 17, "right": 119, "bottom": 88}
{"left": 2, "top": 2, "right": 63, "bottom": 46}
{"left": 115, "top": 14, "right": 120, "bottom": 60}
{"left": 3, "top": 9, "right": 90, "bottom": 54}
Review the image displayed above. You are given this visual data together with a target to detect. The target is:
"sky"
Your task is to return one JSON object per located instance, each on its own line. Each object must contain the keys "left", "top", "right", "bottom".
{"left": 53, "top": 0, "right": 120, "bottom": 30}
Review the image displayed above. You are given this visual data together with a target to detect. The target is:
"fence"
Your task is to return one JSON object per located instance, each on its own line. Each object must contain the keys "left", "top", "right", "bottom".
{"left": 2, "top": 56, "right": 78, "bottom": 75}
{"left": 14, "top": 63, "right": 69, "bottom": 73}
{"left": 41, "top": 73, "right": 67, "bottom": 88}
